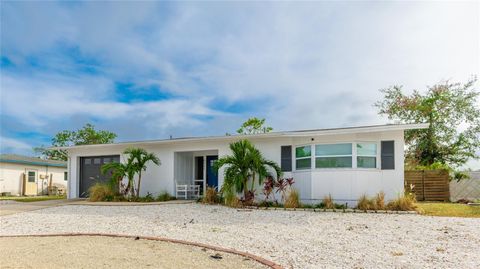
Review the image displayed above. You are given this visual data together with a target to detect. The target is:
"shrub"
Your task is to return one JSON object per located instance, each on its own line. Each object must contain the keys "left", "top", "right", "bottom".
{"left": 285, "top": 189, "right": 301, "bottom": 208}
{"left": 88, "top": 183, "right": 114, "bottom": 202}
{"left": 140, "top": 192, "right": 155, "bottom": 202}
{"left": 156, "top": 191, "right": 175, "bottom": 202}
{"left": 322, "top": 194, "right": 335, "bottom": 209}
{"left": 223, "top": 188, "right": 240, "bottom": 207}
{"left": 386, "top": 193, "right": 417, "bottom": 211}
{"left": 203, "top": 187, "right": 220, "bottom": 204}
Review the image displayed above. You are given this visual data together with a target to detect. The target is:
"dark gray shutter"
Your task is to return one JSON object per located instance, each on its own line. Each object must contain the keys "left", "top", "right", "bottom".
{"left": 281, "top": 146, "right": 292, "bottom": 172}
{"left": 381, "top": 141, "right": 395, "bottom": 170}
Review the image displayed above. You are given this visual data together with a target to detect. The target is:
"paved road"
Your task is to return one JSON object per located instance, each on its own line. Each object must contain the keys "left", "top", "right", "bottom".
{"left": 0, "top": 199, "right": 76, "bottom": 216}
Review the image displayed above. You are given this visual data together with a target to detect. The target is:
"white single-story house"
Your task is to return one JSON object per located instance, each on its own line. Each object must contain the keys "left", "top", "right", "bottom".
{"left": 59, "top": 123, "right": 427, "bottom": 205}
{"left": 0, "top": 154, "right": 68, "bottom": 196}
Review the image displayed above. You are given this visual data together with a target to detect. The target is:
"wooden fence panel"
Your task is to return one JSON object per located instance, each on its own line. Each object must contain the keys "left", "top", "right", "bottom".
{"left": 405, "top": 170, "right": 449, "bottom": 201}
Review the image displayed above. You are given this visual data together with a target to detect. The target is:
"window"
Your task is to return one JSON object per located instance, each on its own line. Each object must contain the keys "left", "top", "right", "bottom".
{"left": 64, "top": 172, "right": 68, "bottom": 181}
{"left": 381, "top": 141, "right": 395, "bottom": 170}
{"left": 103, "top": 158, "right": 111, "bottom": 164}
{"left": 84, "top": 158, "right": 91, "bottom": 165}
{"left": 281, "top": 146, "right": 292, "bottom": 172}
{"left": 357, "top": 143, "right": 377, "bottom": 168}
{"left": 295, "top": 146, "right": 311, "bottom": 170}
{"left": 27, "top": 171, "right": 36, "bottom": 182}
{"left": 93, "top": 158, "right": 101, "bottom": 165}
{"left": 315, "top": 143, "right": 352, "bottom": 168}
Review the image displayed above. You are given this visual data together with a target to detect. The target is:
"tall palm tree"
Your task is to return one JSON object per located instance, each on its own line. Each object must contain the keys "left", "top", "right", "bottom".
{"left": 125, "top": 148, "right": 161, "bottom": 197}
{"left": 214, "top": 139, "right": 281, "bottom": 201}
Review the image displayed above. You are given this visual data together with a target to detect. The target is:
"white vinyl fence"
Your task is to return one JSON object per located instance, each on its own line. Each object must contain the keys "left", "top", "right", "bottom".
{"left": 450, "top": 171, "right": 480, "bottom": 202}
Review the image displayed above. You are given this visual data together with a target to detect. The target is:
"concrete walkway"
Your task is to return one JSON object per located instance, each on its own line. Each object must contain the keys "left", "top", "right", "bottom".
{"left": 0, "top": 199, "right": 76, "bottom": 216}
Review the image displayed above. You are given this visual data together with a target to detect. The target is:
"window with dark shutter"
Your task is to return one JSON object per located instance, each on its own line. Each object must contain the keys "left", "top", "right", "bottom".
{"left": 381, "top": 141, "right": 395, "bottom": 170}
{"left": 281, "top": 146, "right": 292, "bottom": 172}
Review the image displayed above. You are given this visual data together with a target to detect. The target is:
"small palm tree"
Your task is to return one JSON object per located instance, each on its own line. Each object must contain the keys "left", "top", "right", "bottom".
{"left": 101, "top": 158, "right": 136, "bottom": 196}
{"left": 214, "top": 139, "right": 281, "bottom": 202}
{"left": 125, "top": 148, "right": 161, "bottom": 197}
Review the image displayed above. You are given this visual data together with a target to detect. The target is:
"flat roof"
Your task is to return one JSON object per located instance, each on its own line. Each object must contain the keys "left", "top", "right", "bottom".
{"left": 0, "top": 154, "right": 67, "bottom": 168}
{"left": 51, "top": 123, "right": 428, "bottom": 150}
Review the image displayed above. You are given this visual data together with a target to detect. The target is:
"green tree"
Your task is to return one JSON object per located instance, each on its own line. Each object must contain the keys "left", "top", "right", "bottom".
{"left": 125, "top": 148, "right": 161, "bottom": 197}
{"left": 375, "top": 78, "right": 480, "bottom": 168}
{"left": 237, "top": 117, "right": 273, "bottom": 135}
{"left": 35, "top": 123, "right": 117, "bottom": 161}
{"left": 213, "top": 139, "right": 281, "bottom": 202}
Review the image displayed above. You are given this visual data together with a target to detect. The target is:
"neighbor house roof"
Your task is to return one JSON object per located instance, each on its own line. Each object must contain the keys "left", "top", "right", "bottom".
{"left": 0, "top": 154, "right": 67, "bottom": 168}
{"left": 51, "top": 123, "right": 429, "bottom": 150}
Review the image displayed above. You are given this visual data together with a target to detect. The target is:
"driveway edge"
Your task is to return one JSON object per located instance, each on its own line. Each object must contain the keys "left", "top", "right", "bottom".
{"left": 0, "top": 233, "right": 283, "bottom": 269}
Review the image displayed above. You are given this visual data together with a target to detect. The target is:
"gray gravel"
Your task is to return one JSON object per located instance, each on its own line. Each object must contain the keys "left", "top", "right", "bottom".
{"left": 1, "top": 204, "right": 479, "bottom": 269}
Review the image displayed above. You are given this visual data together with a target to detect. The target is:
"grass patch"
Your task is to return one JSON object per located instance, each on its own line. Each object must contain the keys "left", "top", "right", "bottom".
{"left": 416, "top": 202, "right": 480, "bottom": 218}
{"left": 0, "top": 195, "right": 66, "bottom": 202}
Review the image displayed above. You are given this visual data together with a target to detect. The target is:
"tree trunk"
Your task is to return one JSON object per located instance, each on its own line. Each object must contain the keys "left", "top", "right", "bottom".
{"left": 136, "top": 171, "right": 142, "bottom": 197}
{"left": 250, "top": 172, "right": 256, "bottom": 191}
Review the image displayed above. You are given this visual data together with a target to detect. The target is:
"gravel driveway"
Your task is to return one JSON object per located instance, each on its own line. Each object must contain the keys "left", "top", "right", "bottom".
{"left": 1, "top": 204, "right": 479, "bottom": 269}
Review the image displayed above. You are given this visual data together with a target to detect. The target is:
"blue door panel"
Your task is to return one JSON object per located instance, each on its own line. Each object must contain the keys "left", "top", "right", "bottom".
{"left": 206, "top": 155, "right": 218, "bottom": 188}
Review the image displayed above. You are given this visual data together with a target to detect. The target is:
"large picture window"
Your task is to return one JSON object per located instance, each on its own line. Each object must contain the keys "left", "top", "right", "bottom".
{"left": 315, "top": 143, "right": 352, "bottom": 168}
{"left": 295, "top": 145, "right": 311, "bottom": 170}
{"left": 357, "top": 143, "right": 377, "bottom": 168}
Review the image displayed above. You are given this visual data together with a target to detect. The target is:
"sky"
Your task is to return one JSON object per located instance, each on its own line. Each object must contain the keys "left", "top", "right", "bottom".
{"left": 0, "top": 1, "right": 479, "bottom": 168}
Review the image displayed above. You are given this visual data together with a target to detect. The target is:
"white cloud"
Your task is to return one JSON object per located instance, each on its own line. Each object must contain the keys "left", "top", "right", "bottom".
{"left": 1, "top": 1, "right": 478, "bottom": 166}
{"left": 0, "top": 136, "right": 33, "bottom": 156}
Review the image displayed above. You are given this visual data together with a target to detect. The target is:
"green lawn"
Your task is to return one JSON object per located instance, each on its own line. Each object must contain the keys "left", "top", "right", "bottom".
{"left": 416, "top": 202, "right": 480, "bottom": 218}
{"left": 0, "top": 195, "right": 66, "bottom": 202}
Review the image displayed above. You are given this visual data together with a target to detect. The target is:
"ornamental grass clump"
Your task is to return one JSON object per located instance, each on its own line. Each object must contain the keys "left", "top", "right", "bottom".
{"left": 88, "top": 183, "right": 114, "bottom": 202}
{"left": 357, "top": 194, "right": 374, "bottom": 210}
{"left": 375, "top": 191, "right": 386, "bottom": 210}
{"left": 322, "top": 194, "right": 335, "bottom": 209}
{"left": 203, "top": 187, "right": 220, "bottom": 204}
{"left": 284, "top": 189, "right": 301, "bottom": 208}
{"left": 386, "top": 193, "right": 417, "bottom": 211}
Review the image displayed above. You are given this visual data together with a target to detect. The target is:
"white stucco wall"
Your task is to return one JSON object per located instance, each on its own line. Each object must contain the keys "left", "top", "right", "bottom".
{"left": 66, "top": 130, "right": 405, "bottom": 205}
{"left": 0, "top": 162, "right": 67, "bottom": 196}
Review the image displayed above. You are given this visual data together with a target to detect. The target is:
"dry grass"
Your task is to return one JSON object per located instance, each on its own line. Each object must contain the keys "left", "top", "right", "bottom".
{"left": 202, "top": 187, "right": 219, "bottom": 204}
{"left": 374, "top": 192, "right": 385, "bottom": 210}
{"left": 284, "top": 189, "right": 301, "bottom": 208}
{"left": 386, "top": 194, "right": 417, "bottom": 211}
{"left": 357, "top": 194, "right": 374, "bottom": 210}
{"left": 88, "top": 183, "right": 114, "bottom": 202}
{"left": 322, "top": 194, "right": 335, "bottom": 209}
{"left": 416, "top": 202, "right": 480, "bottom": 218}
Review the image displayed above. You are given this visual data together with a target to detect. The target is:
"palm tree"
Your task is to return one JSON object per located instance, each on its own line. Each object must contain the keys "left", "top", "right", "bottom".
{"left": 125, "top": 148, "right": 161, "bottom": 197}
{"left": 214, "top": 139, "right": 281, "bottom": 202}
{"left": 101, "top": 158, "right": 136, "bottom": 196}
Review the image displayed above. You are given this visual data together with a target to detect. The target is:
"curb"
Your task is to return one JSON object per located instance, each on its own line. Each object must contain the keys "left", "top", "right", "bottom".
{"left": 243, "top": 205, "right": 417, "bottom": 215}
{"left": 67, "top": 200, "right": 194, "bottom": 206}
{"left": 0, "top": 233, "right": 284, "bottom": 269}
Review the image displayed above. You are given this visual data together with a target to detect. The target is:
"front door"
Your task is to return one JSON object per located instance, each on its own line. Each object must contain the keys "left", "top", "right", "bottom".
{"left": 24, "top": 170, "right": 37, "bottom": 196}
{"left": 206, "top": 155, "right": 218, "bottom": 189}
{"left": 79, "top": 155, "right": 120, "bottom": 197}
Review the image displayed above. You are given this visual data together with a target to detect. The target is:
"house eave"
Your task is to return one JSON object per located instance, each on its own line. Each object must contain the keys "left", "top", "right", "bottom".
{"left": 50, "top": 123, "right": 428, "bottom": 151}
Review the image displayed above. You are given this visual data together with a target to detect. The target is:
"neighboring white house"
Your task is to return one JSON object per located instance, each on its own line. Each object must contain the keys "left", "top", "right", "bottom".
{"left": 59, "top": 123, "right": 428, "bottom": 205}
{"left": 0, "top": 154, "right": 68, "bottom": 196}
